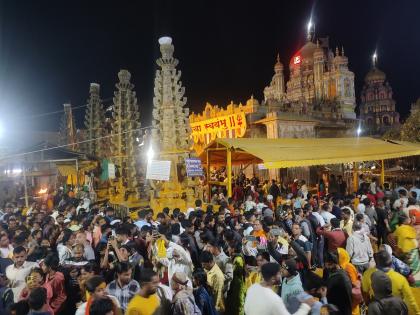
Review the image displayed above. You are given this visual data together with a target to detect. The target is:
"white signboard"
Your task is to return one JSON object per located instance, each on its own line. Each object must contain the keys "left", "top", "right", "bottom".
{"left": 108, "top": 163, "right": 116, "bottom": 179}
{"left": 257, "top": 163, "right": 267, "bottom": 170}
{"left": 146, "top": 160, "right": 171, "bottom": 181}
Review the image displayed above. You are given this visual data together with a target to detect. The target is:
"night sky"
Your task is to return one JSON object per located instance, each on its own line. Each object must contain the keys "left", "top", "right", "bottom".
{"left": 0, "top": 0, "right": 418, "bottom": 134}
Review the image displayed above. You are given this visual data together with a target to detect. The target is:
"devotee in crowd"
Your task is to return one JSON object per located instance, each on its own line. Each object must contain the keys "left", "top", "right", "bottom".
{"left": 0, "top": 176, "right": 419, "bottom": 315}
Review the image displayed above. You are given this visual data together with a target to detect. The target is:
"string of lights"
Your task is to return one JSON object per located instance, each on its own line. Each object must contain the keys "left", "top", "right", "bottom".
{"left": 0, "top": 125, "right": 153, "bottom": 161}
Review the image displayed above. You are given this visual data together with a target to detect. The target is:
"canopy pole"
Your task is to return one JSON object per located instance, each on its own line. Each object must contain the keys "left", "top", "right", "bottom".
{"left": 353, "top": 162, "right": 358, "bottom": 193}
{"left": 227, "top": 148, "right": 232, "bottom": 198}
{"left": 380, "top": 160, "right": 385, "bottom": 186}
{"left": 207, "top": 149, "right": 210, "bottom": 203}
{"left": 75, "top": 159, "right": 79, "bottom": 189}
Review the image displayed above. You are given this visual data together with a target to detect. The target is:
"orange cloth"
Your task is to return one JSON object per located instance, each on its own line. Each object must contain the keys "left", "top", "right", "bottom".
{"left": 252, "top": 229, "right": 267, "bottom": 238}
{"left": 338, "top": 248, "right": 360, "bottom": 315}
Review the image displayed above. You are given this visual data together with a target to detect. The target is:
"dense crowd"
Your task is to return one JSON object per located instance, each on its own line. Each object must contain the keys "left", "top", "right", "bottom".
{"left": 0, "top": 175, "right": 419, "bottom": 315}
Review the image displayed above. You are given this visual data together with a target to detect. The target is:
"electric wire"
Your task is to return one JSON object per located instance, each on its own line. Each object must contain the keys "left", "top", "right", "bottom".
{"left": 0, "top": 125, "right": 153, "bottom": 161}
{"left": 18, "top": 97, "right": 114, "bottom": 119}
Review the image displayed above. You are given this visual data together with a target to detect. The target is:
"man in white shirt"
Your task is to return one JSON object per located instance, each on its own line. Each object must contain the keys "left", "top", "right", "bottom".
{"left": 319, "top": 203, "right": 336, "bottom": 224}
{"left": 245, "top": 262, "right": 313, "bottom": 315}
{"left": 75, "top": 230, "right": 95, "bottom": 260}
{"left": 158, "top": 238, "right": 193, "bottom": 287}
{"left": 6, "top": 246, "right": 38, "bottom": 302}
{"left": 393, "top": 189, "right": 409, "bottom": 211}
{"left": 245, "top": 195, "right": 256, "bottom": 211}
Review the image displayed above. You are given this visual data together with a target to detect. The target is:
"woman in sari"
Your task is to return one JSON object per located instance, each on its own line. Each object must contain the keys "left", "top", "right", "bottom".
{"left": 394, "top": 214, "right": 420, "bottom": 287}
{"left": 337, "top": 248, "right": 361, "bottom": 315}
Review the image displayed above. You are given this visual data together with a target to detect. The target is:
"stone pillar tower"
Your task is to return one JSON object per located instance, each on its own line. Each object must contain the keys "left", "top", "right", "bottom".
{"left": 313, "top": 41, "right": 325, "bottom": 101}
{"left": 84, "top": 83, "right": 106, "bottom": 157}
{"left": 150, "top": 36, "right": 195, "bottom": 210}
{"left": 110, "top": 70, "right": 142, "bottom": 198}
{"left": 152, "top": 36, "right": 191, "bottom": 153}
{"left": 59, "top": 103, "right": 78, "bottom": 150}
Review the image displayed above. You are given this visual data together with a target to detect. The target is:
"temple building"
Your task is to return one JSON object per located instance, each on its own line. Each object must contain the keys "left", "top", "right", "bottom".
{"left": 189, "top": 23, "right": 358, "bottom": 182}
{"left": 190, "top": 24, "right": 358, "bottom": 151}
{"left": 359, "top": 54, "right": 400, "bottom": 135}
{"left": 261, "top": 28, "right": 357, "bottom": 141}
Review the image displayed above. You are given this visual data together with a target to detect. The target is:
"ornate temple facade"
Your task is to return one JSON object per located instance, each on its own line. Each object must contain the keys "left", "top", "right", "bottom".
{"left": 189, "top": 27, "right": 358, "bottom": 182}
{"left": 264, "top": 38, "right": 356, "bottom": 121}
{"left": 189, "top": 96, "right": 266, "bottom": 154}
{"left": 190, "top": 29, "right": 358, "bottom": 155}
{"left": 360, "top": 57, "right": 400, "bottom": 135}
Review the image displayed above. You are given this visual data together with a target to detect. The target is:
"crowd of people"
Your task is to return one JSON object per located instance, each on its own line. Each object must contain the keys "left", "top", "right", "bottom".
{"left": 0, "top": 175, "right": 419, "bottom": 315}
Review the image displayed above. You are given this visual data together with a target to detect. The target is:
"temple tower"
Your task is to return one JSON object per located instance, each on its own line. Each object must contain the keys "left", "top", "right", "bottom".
{"left": 59, "top": 103, "right": 78, "bottom": 150}
{"left": 313, "top": 41, "right": 324, "bottom": 100}
{"left": 360, "top": 53, "right": 399, "bottom": 135}
{"left": 84, "top": 83, "right": 106, "bottom": 157}
{"left": 150, "top": 36, "right": 196, "bottom": 210}
{"left": 152, "top": 37, "right": 191, "bottom": 153}
{"left": 263, "top": 54, "right": 285, "bottom": 103}
{"left": 110, "top": 70, "right": 142, "bottom": 197}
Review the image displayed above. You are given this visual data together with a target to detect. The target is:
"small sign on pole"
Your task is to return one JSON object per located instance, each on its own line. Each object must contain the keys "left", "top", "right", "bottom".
{"left": 108, "top": 163, "right": 116, "bottom": 179}
{"left": 146, "top": 160, "right": 171, "bottom": 181}
{"left": 185, "top": 158, "right": 203, "bottom": 177}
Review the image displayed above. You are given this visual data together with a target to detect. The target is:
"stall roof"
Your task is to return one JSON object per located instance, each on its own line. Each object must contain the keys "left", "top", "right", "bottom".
{"left": 200, "top": 137, "right": 420, "bottom": 169}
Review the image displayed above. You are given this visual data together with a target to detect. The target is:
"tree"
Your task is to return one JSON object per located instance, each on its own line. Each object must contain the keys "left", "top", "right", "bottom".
{"left": 382, "top": 125, "right": 401, "bottom": 141}
{"left": 400, "top": 109, "right": 420, "bottom": 143}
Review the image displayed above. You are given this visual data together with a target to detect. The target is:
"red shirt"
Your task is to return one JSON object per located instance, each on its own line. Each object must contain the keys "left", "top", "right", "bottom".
{"left": 316, "top": 227, "right": 347, "bottom": 251}
{"left": 45, "top": 271, "right": 67, "bottom": 314}
{"left": 366, "top": 193, "right": 377, "bottom": 206}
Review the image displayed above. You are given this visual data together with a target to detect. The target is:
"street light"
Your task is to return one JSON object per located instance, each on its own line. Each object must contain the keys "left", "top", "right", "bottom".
{"left": 356, "top": 126, "right": 362, "bottom": 136}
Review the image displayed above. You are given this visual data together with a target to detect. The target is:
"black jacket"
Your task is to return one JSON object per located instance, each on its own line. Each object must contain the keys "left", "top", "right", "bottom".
{"left": 368, "top": 270, "right": 408, "bottom": 315}
{"left": 324, "top": 268, "right": 353, "bottom": 315}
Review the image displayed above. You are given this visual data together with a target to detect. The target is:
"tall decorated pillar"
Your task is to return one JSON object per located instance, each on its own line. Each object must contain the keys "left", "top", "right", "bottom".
{"left": 59, "top": 103, "right": 78, "bottom": 150}
{"left": 84, "top": 83, "right": 107, "bottom": 157}
{"left": 150, "top": 36, "right": 196, "bottom": 210}
{"left": 110, "top": 70, "right": 142, "bottom": 200}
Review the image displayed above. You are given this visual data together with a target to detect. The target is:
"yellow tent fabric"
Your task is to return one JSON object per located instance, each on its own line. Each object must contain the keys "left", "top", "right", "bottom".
{"left": 57, "top": 165, "right": 77, "bottom": 177}
{"left": 201, "top": 137, "right": 420, "bottom": 169}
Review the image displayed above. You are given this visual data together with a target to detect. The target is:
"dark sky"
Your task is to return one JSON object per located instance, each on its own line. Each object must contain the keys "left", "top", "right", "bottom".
{"left": 0, "top": 0, "right": 418, "bottom": 133}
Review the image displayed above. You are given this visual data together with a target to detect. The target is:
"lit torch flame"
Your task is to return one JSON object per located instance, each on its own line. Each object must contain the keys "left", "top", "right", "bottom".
{"left": 38, "top": 188, "right": 48, "bottom": 194}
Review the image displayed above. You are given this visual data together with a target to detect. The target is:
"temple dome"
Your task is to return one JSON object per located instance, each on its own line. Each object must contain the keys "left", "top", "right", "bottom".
{"left": 365, "top": 67, "right": 386, "bottom": 83}
{"left": 274, "top": 59, "right": 284, "bottom": 71}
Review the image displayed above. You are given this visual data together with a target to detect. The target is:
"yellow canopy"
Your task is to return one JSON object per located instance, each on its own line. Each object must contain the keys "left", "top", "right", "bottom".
{"left": 201, "top": 137, "right": 420, "bottom": 169}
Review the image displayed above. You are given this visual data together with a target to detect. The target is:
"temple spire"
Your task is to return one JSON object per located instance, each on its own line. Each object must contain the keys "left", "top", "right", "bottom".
{"left": 307, "top": 18, "right": 314, "bottom": 42}
{"left": 372, "top": 51, "right": 378, "bottom": 67}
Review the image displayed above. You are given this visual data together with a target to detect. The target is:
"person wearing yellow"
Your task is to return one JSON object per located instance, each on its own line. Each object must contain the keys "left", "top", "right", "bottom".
{"left": 337, "top": 248, "right": 360, "bottom": 315}
{"left": 201, "top": 251, "right": 225, "bottom": 313}
{"left": 362, "top": 250, "right": 420, "bottom": 315}
{"left": 125, "top": 269, "right": 161, "bottom": 315}
{"left": 394, "top": 214, "right": 418, "bottom": 254}
{"left": 340, "top": 208, "right": 353, "bottom": 236}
